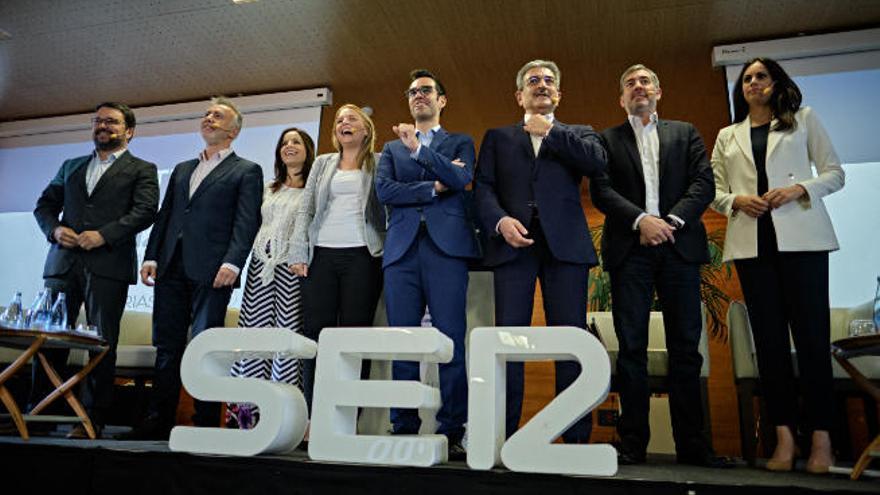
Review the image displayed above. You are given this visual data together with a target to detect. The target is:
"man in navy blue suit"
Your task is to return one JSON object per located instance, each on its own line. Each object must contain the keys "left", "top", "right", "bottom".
{"left": 475, "top": 60, "right": 606, "bottom": 443}
{"left": 124, "top": 97, "right": 263, "bottom": 440}
{"left": 376, "top": 69, "right": 479, "bottom": 459}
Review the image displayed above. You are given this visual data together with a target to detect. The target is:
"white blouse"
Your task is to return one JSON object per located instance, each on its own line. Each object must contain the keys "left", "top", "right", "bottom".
{"left": 315, "top": 169, "right": 367, "bottom": 248}
{"left": 252, "top": 184, "right": 304, "bottom": 285}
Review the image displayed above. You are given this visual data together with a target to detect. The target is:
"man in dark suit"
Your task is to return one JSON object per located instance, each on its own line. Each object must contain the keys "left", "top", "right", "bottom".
{"left": 127, "top": 97, "right": 263, "bottom": 440}
{"left": 589, "top": 64, "right": 729, "bottom": 467}
{"left": 475, "top": 60, "right": 606, "bottom": 443}
{"left": 33, "top": 102, "right": 159, "bottom": 438}
{"left": 376, "top": 69, "right": 479, "bottom": 459}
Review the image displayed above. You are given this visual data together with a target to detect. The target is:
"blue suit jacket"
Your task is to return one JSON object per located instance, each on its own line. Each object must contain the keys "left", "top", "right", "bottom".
{"left": 475, "top": 121, "right": 607, "bottom": 267}
{"left": 144, "top": 152, "right": 263, "bottom": 285}
{"left": 376, "top": 128, "right": 480, "bottom": 268}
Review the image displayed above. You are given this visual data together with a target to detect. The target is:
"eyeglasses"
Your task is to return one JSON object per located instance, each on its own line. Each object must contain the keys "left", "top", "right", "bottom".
{"left": 91, "top": 117, "right": 123, "bottom": 127}
{"left": 404, "top": 86, "right": 436, "bottom": 99}
{"left": 525, "top": 75, "right": 556, "bottom": 88}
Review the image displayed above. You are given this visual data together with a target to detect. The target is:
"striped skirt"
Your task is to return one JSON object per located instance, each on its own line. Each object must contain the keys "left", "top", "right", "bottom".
{"left": 226, "top": 254, "right": 303, "bottom": 429}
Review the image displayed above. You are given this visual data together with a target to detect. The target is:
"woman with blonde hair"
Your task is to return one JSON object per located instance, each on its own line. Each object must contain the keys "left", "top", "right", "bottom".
{"left": 290, "top": 104, "right": 385, "bottom": 411}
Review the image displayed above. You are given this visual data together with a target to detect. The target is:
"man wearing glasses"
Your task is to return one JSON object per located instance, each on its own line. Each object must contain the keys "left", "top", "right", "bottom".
{"left": 475, "top": 60, "right": 606, "bottom": 443}
{"left": 33, "top": 102, "right": 159, "bottom": 438}
{"left": 376, "top": 69, "right": 479, "bottom": 460}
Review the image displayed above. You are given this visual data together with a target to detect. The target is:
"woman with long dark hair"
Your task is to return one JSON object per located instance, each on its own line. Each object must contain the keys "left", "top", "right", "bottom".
{"left": 227, "top": 127, "right": 315, "bottom": 429}
{"left": 711, "top": 57, "right": 844, "bottom": 473}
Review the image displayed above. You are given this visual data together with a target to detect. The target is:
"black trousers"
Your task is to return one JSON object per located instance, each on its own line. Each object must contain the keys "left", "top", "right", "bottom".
{"left": 492, "top": 219, "right": 592, "bottom": 444}
{"left": 609, "top": 244, "right": 707, "bottom": 456}
{"left": 300, "top": 247, "right": 382, "bottom": 412}
{"left": 735, "top": 249, "right": 833, "bottom": 432}
{"left": 149, "top": 243, "right": 232, "bottom": 430}
{"left": 32, "top": 257, "right": 129, "bottom": 424}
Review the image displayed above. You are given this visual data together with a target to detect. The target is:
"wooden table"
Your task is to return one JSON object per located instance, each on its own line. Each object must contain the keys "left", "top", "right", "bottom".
{"left": 831, "top": 333, "right": 880, "bottom": 480}
{"left": 0, "top": 326, "right": 108, "bottom": 440}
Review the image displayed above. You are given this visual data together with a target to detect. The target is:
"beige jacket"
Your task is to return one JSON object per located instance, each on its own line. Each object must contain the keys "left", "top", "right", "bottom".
{"left": 710, "top": 107, "right": 844, "bottom": 261}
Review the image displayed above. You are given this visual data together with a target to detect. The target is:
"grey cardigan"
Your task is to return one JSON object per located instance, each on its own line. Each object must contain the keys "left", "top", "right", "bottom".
{"left": 289, "top": 152, "right": 386, "bottom": 265}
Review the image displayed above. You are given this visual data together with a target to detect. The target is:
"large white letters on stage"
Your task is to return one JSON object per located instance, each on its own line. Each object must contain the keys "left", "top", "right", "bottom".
{"left": 309, "top": 327, "right": 452, "bottom": 467}
{"left": 467, "top": 327, "right": 617, "bottom": 476}
{"left": 173, "top": 326, "right": 617, "bottom": 476}
{"left": 169, "top": 328, "right": 316, "bottom": 456}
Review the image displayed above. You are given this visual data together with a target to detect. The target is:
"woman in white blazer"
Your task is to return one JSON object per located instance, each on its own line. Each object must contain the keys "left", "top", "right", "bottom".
{"left": 711, "top": 58, "right": 844, "bottom": 474}
{"left": 290, "top": 104, "right": 386, "bottom": 414}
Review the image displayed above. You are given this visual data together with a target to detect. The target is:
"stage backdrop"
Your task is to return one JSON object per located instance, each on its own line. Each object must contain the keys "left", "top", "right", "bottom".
{"left": 0, "top": 88, "right": 330, "bottom": 313}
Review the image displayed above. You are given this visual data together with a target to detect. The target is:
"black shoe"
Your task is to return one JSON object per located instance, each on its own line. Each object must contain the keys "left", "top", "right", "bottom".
{"left": 617, "top": 446, "right": 647, "bottom": 465}
{"left": 676, "top": 452, "right": 736, "bottom": 469}
{"left": 448, "top": 441, "right": 467, "bottom": 462}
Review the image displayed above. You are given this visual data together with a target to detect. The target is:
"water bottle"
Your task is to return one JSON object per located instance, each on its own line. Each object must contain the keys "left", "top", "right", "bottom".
{"left": 49, "top": 292, "right": 68, "bottom": 331}
{"left": 874, "top": 276, "right": 880, "bottom": 332}
{"left": 0, "top": 291, "right": 23, "bottom": 328}
{"left": 30, "top": 288, "right": 53, "bottom": 330}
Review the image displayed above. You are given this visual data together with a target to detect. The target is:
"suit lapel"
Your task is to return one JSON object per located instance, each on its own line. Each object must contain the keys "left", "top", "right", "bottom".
{"left": 69, "top": 156, "right": 91, "bottom": 196}
{"left": 766, "top": 118, "right": 782, "bottom": 159}
{"left": 619, "top": 123, "right": 646, "bottom": 183}
{"left": 430, "top": 128, "right": 448, "bottom": 151}
{"left": 656, "top": 120, "right": 670, "bottom": 181}
{"left": 89, "top": 150, "right": 130, "bottom": 197}
{"left": 318, "top": 153, "right": 340, "bottom": 212}
{"left": 732, "top": 117, "right": 755, "bottom": 168}
{"left": 513, "top": 123, "right": 536, "bottom": 160}
{"left": 189, "top": 152, "right": 238, "bottom": 204}
{"left": 179, "top": 159, "right": 199, "bottom": 202}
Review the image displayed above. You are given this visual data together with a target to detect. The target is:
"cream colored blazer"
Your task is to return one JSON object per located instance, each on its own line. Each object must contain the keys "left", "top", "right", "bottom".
{"left": 710, "top": 107, "right": 844, "bottom": 261}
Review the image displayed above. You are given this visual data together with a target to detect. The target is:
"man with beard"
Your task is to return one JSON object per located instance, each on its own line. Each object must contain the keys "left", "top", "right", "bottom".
{"left": 122, "top": 96, "right": 263, "bottom": 440}
{"left": 475, "top": 60, "right": 606, "bottom": 443}
{"left": 376, "top": 69, "right": 479, "bottom": 460}
{"left": 33, "top": 102, "right": 159, "bottom": 438}
{"left": 590, "top": 65, "right": 729, "bottom": 467}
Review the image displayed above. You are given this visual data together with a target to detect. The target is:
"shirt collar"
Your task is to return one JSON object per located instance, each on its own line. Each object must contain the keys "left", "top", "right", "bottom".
{"left": 415, "top": 125, "right": 442, "bottom": 138}
{"left": 199, "top": 147, "right": 234, "bottom": 163}
{"left": 524, "top": 113, "right": 554, "bottom": 124}
{"left": 628, "top": 112, "right": 659, "bottom": 130}
{"left": 93, "top": 148, "right": 127, "bottom": 163}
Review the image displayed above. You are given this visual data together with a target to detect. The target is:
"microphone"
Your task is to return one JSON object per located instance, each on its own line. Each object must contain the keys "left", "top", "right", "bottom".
{"left": 209, "top": 123, "right": 234, "bottom": 133}
{"left": 762, "top": 84, "right": 774, "bottom": 96}
{"left": 108, "top": 133, "right": 119, "bottom": 140}
{"left": 550, "top": 95, "right": 560, "bottom": 105}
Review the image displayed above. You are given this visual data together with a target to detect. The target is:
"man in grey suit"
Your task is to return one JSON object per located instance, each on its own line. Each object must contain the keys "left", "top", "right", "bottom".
{"left": 33, "top": 102, "right": 159, "bottom": 438}
{"left": 125, "top": 97, "right": 263, "bottom": 440}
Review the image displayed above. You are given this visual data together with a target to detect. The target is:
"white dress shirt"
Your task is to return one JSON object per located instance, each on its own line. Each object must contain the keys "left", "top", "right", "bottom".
{"left": 86, "top": 148, "right": 127, "bottom": 195}
{"left": 629, "top": 113, "right": 684, "bottom": 230}
{"left": 524, "top": 113, "right": 554, "bottom": 156}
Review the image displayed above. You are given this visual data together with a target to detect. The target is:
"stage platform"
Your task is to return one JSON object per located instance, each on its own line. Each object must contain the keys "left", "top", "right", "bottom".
{"left": 1, "top": 429, "right": 877, "bottom": 495}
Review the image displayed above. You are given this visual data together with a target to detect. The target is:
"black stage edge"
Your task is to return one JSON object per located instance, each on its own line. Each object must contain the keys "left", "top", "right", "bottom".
{"left": 1, "top": 438, "right": 877, "bottom": 495}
